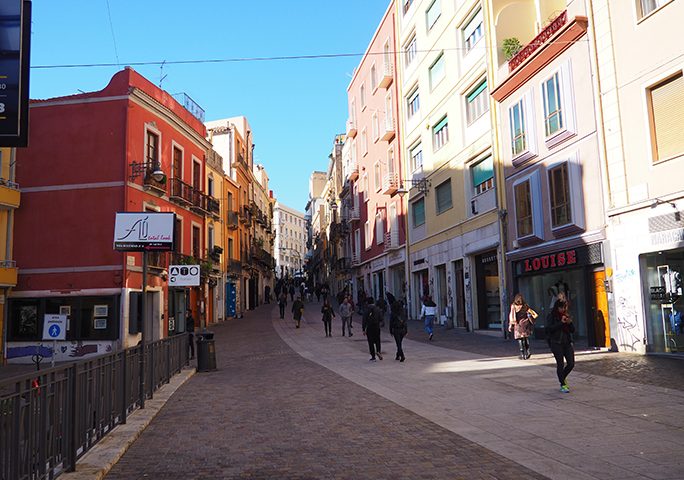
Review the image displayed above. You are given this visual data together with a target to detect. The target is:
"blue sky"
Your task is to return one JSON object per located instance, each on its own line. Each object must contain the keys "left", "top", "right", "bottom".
{"left": 28, "top": 1, "right": 391, "bottom": 212}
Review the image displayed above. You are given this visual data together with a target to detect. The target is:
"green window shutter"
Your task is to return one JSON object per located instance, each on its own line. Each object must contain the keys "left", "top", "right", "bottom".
{"left": 467, "top": 81, "right": 487, "bottom": 103}
{"left": 471, "top": 156, "right": 493, "bottom": 187}
{"left": 433, "top": 116, "right": 448, "bottom": 133}
{"left": 436, "top": 180, "right": 452, "bottom": 213}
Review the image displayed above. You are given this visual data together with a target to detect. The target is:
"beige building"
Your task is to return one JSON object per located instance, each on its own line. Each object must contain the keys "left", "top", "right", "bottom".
{"left": 274, "top": 202, "right": 307, "bottom": 278}
{"left": 487, "top": 0, "right": 609, "bottom": 348}
{"left": 0, "top": 148, "right": 19, "bottom": 364}
{"left": 396, "top": 0, "right": 500, "bottom": 328}
{"left": 590, "top": 0, "right": 684, "bottom": 354}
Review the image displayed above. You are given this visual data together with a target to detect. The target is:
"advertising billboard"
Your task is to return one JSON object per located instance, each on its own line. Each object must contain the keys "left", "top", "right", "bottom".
{"left": 0, "top": 0, "right": 31, "bottom": 147}
{"left": 113, "top": 212, "right": 175, "bottom": 251}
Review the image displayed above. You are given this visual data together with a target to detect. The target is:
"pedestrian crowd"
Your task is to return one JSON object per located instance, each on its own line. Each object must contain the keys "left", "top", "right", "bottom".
{"left": 272, "top": 281, "right": 577, "bottom": 394}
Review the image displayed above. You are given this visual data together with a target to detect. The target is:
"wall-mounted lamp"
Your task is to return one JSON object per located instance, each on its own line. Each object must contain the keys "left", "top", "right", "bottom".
{"left": 129, "top": 160, "right": 165, "bottom": 183}
{"left": 651, "top": 198, "right": 678, "bottom": 210}
{"left": 396, "top": 178, "right": 431, "bottom": 197}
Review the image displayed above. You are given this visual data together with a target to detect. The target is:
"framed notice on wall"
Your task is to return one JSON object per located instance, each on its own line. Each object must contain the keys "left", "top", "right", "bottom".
{"left": 93, "top": 304, "right": 108, "bottom": 330}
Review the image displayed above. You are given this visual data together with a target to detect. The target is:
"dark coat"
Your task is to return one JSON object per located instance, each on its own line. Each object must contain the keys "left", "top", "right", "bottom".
{"left": 321, "top": 305, "right": 336, "bottom": 322}
{"left": 362, "top": 305, "right": 382, "bottom": 332}
{"left": 546, "top": 311, "right": 575, "bottom": 345}
{"left": 292, "top": 300, "right": 304, "bottom": 320}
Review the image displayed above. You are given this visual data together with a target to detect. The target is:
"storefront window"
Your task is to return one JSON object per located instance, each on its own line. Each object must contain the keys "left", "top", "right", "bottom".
{"left": 643, "top": 249, "right": 684, "bottom": 354}
{"left": 475, "top": 251, "right": 500, "bottom": 329}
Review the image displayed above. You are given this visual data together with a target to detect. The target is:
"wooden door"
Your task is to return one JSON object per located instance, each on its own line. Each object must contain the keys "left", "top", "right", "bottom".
{"left": 593, "top": 270, "right": 610, "bottom": 348}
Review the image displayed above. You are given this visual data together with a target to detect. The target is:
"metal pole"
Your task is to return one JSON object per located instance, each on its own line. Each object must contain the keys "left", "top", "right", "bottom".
{"left": 140, "top": 251, "right": 147, "bottom": 409}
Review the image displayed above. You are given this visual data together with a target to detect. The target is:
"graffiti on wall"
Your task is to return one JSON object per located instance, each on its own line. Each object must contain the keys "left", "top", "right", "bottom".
{"left": 613, "top": 267, "right": 644, "bottom": 352}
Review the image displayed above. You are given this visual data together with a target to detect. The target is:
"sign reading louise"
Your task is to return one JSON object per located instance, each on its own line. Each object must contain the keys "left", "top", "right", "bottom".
{"left": 114, "top": 212, "right": 175, "bottom": 251}
{"left": 0, "top": 0, "right": 31, "bottom": 147}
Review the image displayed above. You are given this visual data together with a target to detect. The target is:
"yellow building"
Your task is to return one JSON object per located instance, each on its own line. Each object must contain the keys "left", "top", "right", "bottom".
{"left": 0, "top": 147, "right": 20, "bottom": 364}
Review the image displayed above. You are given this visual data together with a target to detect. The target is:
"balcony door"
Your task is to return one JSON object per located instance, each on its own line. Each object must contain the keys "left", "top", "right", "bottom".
{"left": 173, "top": 147, "right": 182, "bottom": 180}
{"left": 193, "top": 160, "right": 201, "bottom": 190}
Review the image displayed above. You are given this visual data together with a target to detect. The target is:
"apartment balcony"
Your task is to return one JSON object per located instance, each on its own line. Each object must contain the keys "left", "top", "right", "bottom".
{"left": 143, "top": 169, "right": 167, "bottom": 195}
{"left": 348, "top": 161, "right": 359, "bottom": 181}
{"left": 381, "top": 117, "right": 396, "bottom": 142}
{"left": 508, "top": 10, "right": 568, "bottom": 73}
{"left": 384, "top": 230, "right": 401, "bottom": 252}
{"left": 343, "top": 203, "right": 360, "bottom": 222}
{"left": 226, "top": 210, "right": 239, "bottom": 229}
{"left": 382, "top": 172, "right": 399, "bottom": 196}
{"left": 379, "top": 62, "right": 394, "bottom": 88}
{"left": 0, "top": 260, "right": 17, "bottom": 286}
{"left": 228, "top": 259, "right": 241, "bottom": 276}
{"left": 207, "top": 196, "right": 220, "bottom": 217}
{"left": 346, "top": 119, "right": 357, "bottom": 138}
{"left": 351, "top": 251, "right": 361, "bottom": 266}
{"left": 239, "top": 205, "right": 252, "bottom": 224}
{"left": 148, "top": 251, "right": 168, "bottom": 272}
{"left": 169, "top": 177, "right": 194, "bottom": 205}
{"left": 0, "top": 178, "right": 20, "bottom": 209}
{"left": 190, "top": 190, "right": 208, "bottom": 214}
{"left": 335, "top": 257, "right": 351, "bottom": 272}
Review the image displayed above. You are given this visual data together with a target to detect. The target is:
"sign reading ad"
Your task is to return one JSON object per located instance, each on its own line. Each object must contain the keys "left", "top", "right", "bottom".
{"left": 114, "top": 212, "right": 175, "bottom": 251}
{"left": 168, "top": 265, "right": 201, "bottom": 287}
{"left": 0, "top": 0, "right": 31, "bottom": 147}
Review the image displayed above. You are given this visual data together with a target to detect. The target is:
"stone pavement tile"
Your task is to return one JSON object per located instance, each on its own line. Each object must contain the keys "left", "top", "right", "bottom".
{"left": 106, "top": 305, "right": 548, "bottom": 480}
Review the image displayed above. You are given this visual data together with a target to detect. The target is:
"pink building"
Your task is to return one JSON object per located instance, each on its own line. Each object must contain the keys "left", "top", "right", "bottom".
{"left": 344, "top": 1, "right": 405, "bottom": 302}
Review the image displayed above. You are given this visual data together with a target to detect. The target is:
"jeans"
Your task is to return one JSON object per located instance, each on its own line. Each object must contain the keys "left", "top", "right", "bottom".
{"left": 342, "top": 316, "right": 353, "bottom": 336}
{"left": 424, "top": 315, "right": 435, "bottom": 335}
{"left": 550, "top": 342, "right": 575, "bottom": 386}
{"left": 323, "top": 319, "right": 331, "bottom": 336}
{"left": 279, "top": 305, "right": 285, "bottom": 318}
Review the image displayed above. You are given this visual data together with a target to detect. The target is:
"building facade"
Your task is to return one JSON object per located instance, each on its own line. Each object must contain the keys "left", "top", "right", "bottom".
{"left": 591, "top": 0, "right": 684, "bottom": 354}
{"left": 274, "top": 202, "right": 307, "bottom": 279}
{"left": 345, "top": 1, "right": 405, "bottom": 308}
{"left": 10, "top": 68, "right": 211, "bottom": 363}
{"left": 0, "top": 147, "right": 20, "bottom": 364}
{"left": 488, "top": 0, "right": 609, "bottom": 347}
{"left": 396, "top": 0, "right": 501, "bottom": 329}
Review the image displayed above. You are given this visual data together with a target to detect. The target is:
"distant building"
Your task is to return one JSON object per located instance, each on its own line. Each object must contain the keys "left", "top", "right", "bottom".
{"left": 274, "top": 203, "right": 307, "bottom": 278}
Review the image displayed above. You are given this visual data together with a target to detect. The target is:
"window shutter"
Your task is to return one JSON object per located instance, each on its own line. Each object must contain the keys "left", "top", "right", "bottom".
{"left": 436, "top": 180, "right": 452, "bottom": 213}
{"left": 467, "top": 81, "right": 487, "bottom": 103}
{"left": 652, "top": 72, "right": 684, "bottom": 161}
{"left": 471, "top": 156, "right": 494, "bottom": 187}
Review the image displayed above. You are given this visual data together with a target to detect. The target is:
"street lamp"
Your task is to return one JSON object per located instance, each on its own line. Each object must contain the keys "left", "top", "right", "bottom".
{"left": 129, "top": 160, "right": 166, "bottom": 183}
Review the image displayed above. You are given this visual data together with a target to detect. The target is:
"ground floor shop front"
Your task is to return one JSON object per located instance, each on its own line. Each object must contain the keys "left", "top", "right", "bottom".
{"left": 510, "top": 242, "right": 610, "bottom": 349}
{"left": 610, "top": 201, "right": 684, "bottom": 354}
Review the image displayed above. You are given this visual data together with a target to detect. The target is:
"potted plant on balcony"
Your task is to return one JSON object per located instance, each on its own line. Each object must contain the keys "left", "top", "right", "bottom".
{"left": 502, "top": 37, "right": 523, "bottom": 60}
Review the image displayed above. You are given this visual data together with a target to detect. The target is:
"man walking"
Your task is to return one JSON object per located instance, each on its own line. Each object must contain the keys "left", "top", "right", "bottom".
{"left": 186, "top": 310, "right": 195, "bottom": 359}
{"left": 292, "top": 295, "right": 304, "bottom": 328}
{"left": 278, "top": 292, "right": 288, "bottom": 319}
{"left": 340, "top": 296, "right": 354, "bottom": 337}
{"left": 362, "top": 298, "right": 383, "bottom": 361}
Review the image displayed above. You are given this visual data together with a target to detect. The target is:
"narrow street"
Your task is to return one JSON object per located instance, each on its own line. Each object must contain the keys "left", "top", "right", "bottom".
{"left": 103, "top": 302, "right": 684, "bottom": 480}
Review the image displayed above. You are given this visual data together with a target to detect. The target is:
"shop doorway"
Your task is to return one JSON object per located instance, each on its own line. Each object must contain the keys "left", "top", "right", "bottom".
{"left": 373, "top": 270, "right": 385, "bottom": 302}
{"left": 592, "top": 270, "right": 610, "bottom": 348}
{"left": 475, "top": 251, "right": 501, "bottom": 330}
{"left": 412, "top": 269, "right": 429, "bottom": 319}
{"left": 452, "top": 259, "right": 466, "bottom": 329}
{"left": 435, "top": 264, "right": 447, "bottom": 326}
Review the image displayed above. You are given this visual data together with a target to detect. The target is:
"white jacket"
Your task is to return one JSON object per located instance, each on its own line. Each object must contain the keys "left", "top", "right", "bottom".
{"left": 421, "top": 304, "right": 437, "bottom": 317}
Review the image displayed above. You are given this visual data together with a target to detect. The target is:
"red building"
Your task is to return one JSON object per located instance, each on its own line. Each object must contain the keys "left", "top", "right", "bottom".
{"left": 8, "top": 68, "right": 212, "bottom": 363}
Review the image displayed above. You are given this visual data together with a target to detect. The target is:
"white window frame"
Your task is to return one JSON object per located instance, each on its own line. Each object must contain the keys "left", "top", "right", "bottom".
{"left": 407, "top": 86, "right": 420, "bottom": 120}
{"left": 638, "top": 0, "right": 673, "bottom": 19}
{"left": 360, "top": 83, "right": 366, "bottom": 111}
{"left": 512, "top": 170, "right": 543, "bottom": 241}
{"left": 541, "top": 61, "right": 576, "bottom": 148}
{"left": 372, "top": 112, "right": 379, "bottom": 142}
{"left": 462, "top": 8, "right": 483, "bottom": 52}
{"left": 375, "top": 212, "right": 384, "bottom": 245}
{"left": 465, "top": 79, "right": 489, "bottom": 125}
{"left": 404, "top": 35, "right": 417, "bottom": 68}
{"left": 411, "top": 197, "right": 426, "bottom": 228}
{"left": 508, "top": 90, "right": 537, "bottom": 166}
{"left": 433, "top": 116, "right": 449, "bottom": 151}
{"left": 371, "top": 63, "right": 378, "bottom": 91}
{"left": 429, "top": 53, "right": 446, "bottom": 90}
{"left": 426, "top": 0, "right": 441, "bottom": 31}
{"left": 361, "top": 128, "right": 368, "bottom": 156}
{"left": 410, "top": 142, "right": 423, "bottom": 173}
{"left": 374, "top": 162, "right": 382, "bottom": 192}
{"left": 545, "top": 154, "right": 585, "bottom": 233}
{"left": 364, "top": 221, "right": 371, "bottom": 250}
{"left": 470, "top": 155, "right": 494, "bottom": 196}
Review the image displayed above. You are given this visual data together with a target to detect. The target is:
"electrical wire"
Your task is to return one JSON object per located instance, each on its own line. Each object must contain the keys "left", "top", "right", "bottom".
{"left": 30, "top": 42, "right": 587, "bottom": 70}
{"left": 104, "top": 0, "right": 120, "bottom": 67}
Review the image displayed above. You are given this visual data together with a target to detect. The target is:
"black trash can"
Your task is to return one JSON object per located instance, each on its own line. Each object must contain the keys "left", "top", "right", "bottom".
{"left": 196, "top": 331, "right": 217, "bottom": 372}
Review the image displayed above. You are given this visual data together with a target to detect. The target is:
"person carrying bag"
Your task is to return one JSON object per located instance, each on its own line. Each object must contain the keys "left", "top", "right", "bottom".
{"left": 508, "top": 294, "right": 538, "bottom": 359}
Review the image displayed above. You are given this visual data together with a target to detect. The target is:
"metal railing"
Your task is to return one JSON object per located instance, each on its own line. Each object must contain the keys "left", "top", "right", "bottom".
{"left": 0, "top": 334, "right": 188, "bottom": 480}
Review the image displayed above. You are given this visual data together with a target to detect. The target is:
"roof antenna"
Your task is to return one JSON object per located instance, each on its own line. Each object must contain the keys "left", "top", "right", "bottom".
{"left": 159, "top": 60, "right": 168, "bottom": 89}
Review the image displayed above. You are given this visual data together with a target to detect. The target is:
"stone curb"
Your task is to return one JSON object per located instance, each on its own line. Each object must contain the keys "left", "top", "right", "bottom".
{"left": 59, "top": 367, "right": 196, "bottom": 480}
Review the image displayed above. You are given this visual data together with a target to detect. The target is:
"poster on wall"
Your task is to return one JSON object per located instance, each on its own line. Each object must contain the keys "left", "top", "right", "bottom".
{"left": 0, "top": 0, "right": 31, "bottom": 147}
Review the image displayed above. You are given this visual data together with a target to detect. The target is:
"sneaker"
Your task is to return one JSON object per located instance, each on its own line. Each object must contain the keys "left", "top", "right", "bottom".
{"left": 369, "top": 357, "right": 376, "bottom": 362}
{"left": 560, "top": 384, "right": 570, "bottom": 393}
{"left": 349, "top": 333, "right": 353, "bottom": 337}
{"left": 377, "top": 352, "right": 383, "bottom": 360}
{"left": 400, "top": 357, "right": 405, "bottom": 362}
{"left": 429, "top": 333, "right": 433, "bottom": 341}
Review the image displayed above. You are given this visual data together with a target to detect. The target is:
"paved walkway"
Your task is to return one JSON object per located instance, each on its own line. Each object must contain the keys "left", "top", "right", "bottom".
{"left": 103, "top": 301, "right": 684, "bottom": 479}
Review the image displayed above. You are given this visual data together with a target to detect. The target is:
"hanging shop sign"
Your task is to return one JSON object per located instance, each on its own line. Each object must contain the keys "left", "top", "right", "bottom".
{"left": 0, "top": 0, "right": 31, "bottom": 147}
{"left": 113, "top": 212, "right": 175, "bottom": 251}
{"left": 168, "top": 265, "right": 200, "bottom": 287}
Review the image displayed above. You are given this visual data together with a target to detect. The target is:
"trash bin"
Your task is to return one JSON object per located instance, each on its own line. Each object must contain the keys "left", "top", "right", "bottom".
{"left": 196, "top": 331, "right": 217, "bottom": 372}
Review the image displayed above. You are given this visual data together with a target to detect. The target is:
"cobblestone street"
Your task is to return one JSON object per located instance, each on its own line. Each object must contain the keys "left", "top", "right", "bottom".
{"left": 105, "top": 304, "right": 547, "bottom": 480}
{"left": 100, "top": 302, "right": 684, "bottom": 480}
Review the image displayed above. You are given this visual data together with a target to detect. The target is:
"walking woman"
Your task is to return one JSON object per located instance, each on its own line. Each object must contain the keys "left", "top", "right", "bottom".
{"left": 508, "top": 294, "right": 538, "bottom": 359}
{"left": 546, "top": 300, "right": 575, "bottom": 393}
{"left": 389, "top": 299, "right": 407, "bottom": 362}
{"left": 292, "top": 295, "right": 304, "bottom": 329}
{"left": 321, "top": 299, "right": 336, "bottom": 337}
{"left": 420, "top": 296, "right": 437, "bottom": 341}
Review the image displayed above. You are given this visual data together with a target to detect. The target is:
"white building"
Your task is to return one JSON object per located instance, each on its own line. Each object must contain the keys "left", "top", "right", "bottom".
{"left": 274, "top": 202, "right": 307, "bottom": 278}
